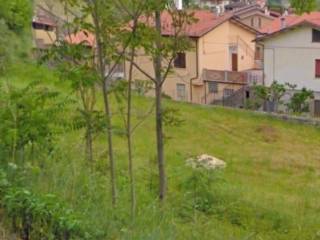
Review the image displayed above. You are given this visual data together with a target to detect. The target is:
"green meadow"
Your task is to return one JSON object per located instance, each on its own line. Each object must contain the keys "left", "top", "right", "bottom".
{"left": 1, "top": 62, "right": 320, "bottom": 239}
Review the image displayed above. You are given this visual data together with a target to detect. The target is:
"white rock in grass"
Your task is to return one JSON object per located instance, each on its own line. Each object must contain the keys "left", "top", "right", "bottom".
{"left": 186, "top": 154, "right": 226, "bottom": 170}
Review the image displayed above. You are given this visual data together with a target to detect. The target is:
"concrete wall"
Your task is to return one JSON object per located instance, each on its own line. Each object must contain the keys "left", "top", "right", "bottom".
{"left": 263, "top": 26, "right": 320, "bottom": 95}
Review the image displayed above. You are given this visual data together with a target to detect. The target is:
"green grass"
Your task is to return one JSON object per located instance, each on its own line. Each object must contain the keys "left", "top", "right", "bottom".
{"left": 2, "top": 62, "right": 320, "bottom": 239}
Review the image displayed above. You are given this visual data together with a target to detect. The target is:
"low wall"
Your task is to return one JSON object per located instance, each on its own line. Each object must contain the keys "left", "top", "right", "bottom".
{"left": 256, "top": 112, "right": 320, "bottom": 126}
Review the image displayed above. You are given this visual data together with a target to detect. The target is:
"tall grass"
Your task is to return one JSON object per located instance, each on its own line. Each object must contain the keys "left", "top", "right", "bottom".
{"left": 1, "top": 61, "right": 320, "bottom": 239}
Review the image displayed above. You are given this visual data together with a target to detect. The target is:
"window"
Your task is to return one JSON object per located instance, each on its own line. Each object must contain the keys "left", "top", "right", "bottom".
{"left": 174, "top": 52, "right": 186, "bottom": 68}
{"left": 312, "top": 29, "right": 320, "bottom": 42}
{"left": 223, "top": 88, "right": 234, "bottom": 97}
{"left": 32, "top": 22, "right": 43, "bottom": 30}
{"left": 176, "top": 84, "right": 186, "bottom": 100}
{"left": 32, "top": 22, "right": 54, "bottom": 31}
{"left": 208, "top": 82, "right": 218, "bottom": 93}
{"left": 315, "top": 59, "right": 320, "bottom": 78}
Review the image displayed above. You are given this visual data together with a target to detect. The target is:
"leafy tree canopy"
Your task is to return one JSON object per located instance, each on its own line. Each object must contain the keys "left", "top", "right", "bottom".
{"left": 0, "top": 0, "right": 32, "bottom": 33}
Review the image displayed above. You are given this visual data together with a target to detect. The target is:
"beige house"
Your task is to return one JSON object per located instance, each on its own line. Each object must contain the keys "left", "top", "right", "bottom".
{"left": 256, "top": 12, "right": 320, "bottom": 99}
{"left": 128, "top": 10, "right": 261, "bottom": 105}
{"left": 67, "top": 10, "right": 262, "bottom": 106}
{"left": 32, "top": 8, "right": 57, "bottom": 49}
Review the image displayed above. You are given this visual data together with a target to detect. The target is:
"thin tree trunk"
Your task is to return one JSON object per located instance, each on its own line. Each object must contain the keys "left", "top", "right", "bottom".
{"left": 91, "top": 1, "right": 117, "bottom": 206}
{"left": 154, "top": 10, "right": 166, "bottom": 201}
{"left": 155, "top": 85, "right": 166, "bottom": 201}
{"left": 127, "top": 46, "right": 136, "bottom": 218}
{"left": 80, "top": 88, "right": 94, "bottom": 165}
{"left": 85, "top": 123, "right": 94, "bottom": 166}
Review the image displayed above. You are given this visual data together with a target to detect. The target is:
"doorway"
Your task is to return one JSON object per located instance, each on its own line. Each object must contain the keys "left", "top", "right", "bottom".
{"left": 232, "top": 53, "right": 238, "bottom": 71}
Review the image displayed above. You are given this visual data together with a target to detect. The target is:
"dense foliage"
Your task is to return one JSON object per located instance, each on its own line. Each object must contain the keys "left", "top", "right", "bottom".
{"left": 0, "top": 0, "right": 32, "bottom": 33}
{"left": 0, "top": 170, "right": 88, "bottom": 240}
{"left": 0, "top": 1, "right": 320, "bottom": 239}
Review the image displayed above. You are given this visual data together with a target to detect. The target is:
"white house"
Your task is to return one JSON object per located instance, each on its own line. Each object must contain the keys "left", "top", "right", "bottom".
{"left": 256, "top": 12, "right": 320, "bottom": 99}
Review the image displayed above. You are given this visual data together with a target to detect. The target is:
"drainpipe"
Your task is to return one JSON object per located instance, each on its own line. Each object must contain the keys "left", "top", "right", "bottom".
{"left": 190, "top": 39, "right": 199, "bottom": 103}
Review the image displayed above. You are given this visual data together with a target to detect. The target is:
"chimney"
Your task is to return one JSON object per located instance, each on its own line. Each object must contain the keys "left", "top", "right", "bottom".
{"left": 280, "top": 17, "right": 286, "bottom": 29}
{"left": 175, "top": 0, "right": 183, "bottom": 10}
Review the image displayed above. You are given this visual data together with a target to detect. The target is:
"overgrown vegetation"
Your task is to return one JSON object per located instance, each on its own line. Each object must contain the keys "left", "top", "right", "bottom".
{"left": 1, "top": 62, "right": 320, "bottom": 239}
{"left": 1, "top": 0, "right": 320, "bottom": 239}
{"left": 0, "top": 170, "right": 91, "bottom": 240}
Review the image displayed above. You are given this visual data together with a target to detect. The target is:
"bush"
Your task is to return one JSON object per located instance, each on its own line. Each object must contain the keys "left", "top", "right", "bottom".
{"left": 0, "top": 172, "right": 89, "bottom": 240}
{"left": 287, "top": 88, "right": 314, "bottom": 114}
{"left": 0, "top": 0, "right": 32, "bottom": 33}
{"left": 180, "top": 168, "right": 224, "bottom": 215}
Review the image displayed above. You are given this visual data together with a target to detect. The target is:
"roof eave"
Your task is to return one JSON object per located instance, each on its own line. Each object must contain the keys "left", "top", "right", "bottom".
{"left": 255, "top": 21, "right": 320, "bottom": 42}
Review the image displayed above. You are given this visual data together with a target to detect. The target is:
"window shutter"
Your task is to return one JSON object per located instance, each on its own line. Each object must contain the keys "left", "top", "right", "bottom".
{"left": 315, "top": 60, "right": 320, "bottom": 77}
{"left": 316, "top": 60, "right": 320, "bottom": 77}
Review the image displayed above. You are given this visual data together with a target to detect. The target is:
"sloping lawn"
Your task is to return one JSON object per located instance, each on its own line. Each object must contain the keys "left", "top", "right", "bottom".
{"left": 2, "top": 63, "right": 320, "bottom": 239}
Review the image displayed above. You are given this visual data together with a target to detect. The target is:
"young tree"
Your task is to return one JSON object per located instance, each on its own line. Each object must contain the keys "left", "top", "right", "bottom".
{"left": 128, "top": 0, "right": 194, "bottom": 201}
{"left": 0, "top": 81, "right": 63, "bottom": 165}
{"left": 112, "top": 0, "right": 155, "bottom": 216}
{"left": 45, "top": 40, "right": 104, "bottom": 166}
{"left": 117, "top": 0, "right": 142, "bottom": 217}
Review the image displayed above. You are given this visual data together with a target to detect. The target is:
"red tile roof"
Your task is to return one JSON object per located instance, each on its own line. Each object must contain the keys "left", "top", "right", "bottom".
{"left": 159, "top": 10, "right": 234, "bottom": 37}
{"left": 66, "top": 10, "right": 257, "bottom": 46}
{"left": 260, "top": 12, "right": 320, "bottom": 36}
{"left": 65, "top": 31, "right": 95, "bottom": 46}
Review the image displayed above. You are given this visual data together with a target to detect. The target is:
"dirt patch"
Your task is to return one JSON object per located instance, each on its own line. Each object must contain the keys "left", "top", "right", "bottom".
{"left": 255, "top": 125, "right": 279, "bottom": 143}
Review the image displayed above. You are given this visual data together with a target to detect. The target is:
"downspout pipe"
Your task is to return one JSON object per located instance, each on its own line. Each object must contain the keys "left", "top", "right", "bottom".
{"left": 190, "top": 39, "right": 199, "bottom": 103}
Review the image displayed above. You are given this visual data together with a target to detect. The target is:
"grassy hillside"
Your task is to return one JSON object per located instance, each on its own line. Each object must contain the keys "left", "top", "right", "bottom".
{"left": 1, "top": 62, "right": 320, "bottom": 239}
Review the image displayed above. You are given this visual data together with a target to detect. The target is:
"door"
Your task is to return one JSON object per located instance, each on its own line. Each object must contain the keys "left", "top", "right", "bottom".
{"left": 232, "top": 53, "right": 238, "bottom": 71}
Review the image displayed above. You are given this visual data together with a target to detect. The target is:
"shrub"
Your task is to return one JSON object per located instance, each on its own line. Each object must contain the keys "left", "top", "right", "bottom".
{"left": 180, "top": 167, "right": 224, "bottom": 215}
{"left": 0, "top": 0, "right": 32, "bottom": 33}
{"left": 287, "top": 88, "right": 314, "bottom": 113}
{"left": 0, "top": 175, "right": 88, "bottom": 240}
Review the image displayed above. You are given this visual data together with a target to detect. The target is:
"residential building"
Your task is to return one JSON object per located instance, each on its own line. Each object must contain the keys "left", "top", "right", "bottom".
{"left": 66, "top": 10, "right": 261, "bottom": 105}
{"left": 256, "top": 12, "right": 320, "bottom": 99}
{"left": 32, "top": 8, "right": 57, "bottom": 49}
{"left": 127, "top": 10, "right": 261, "bottom": 105}
{"left": 66, "top": 31, "right": 125, "bottom": 80}
{"left": 32, "top": 3, "right": 81, "bottom": 50}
